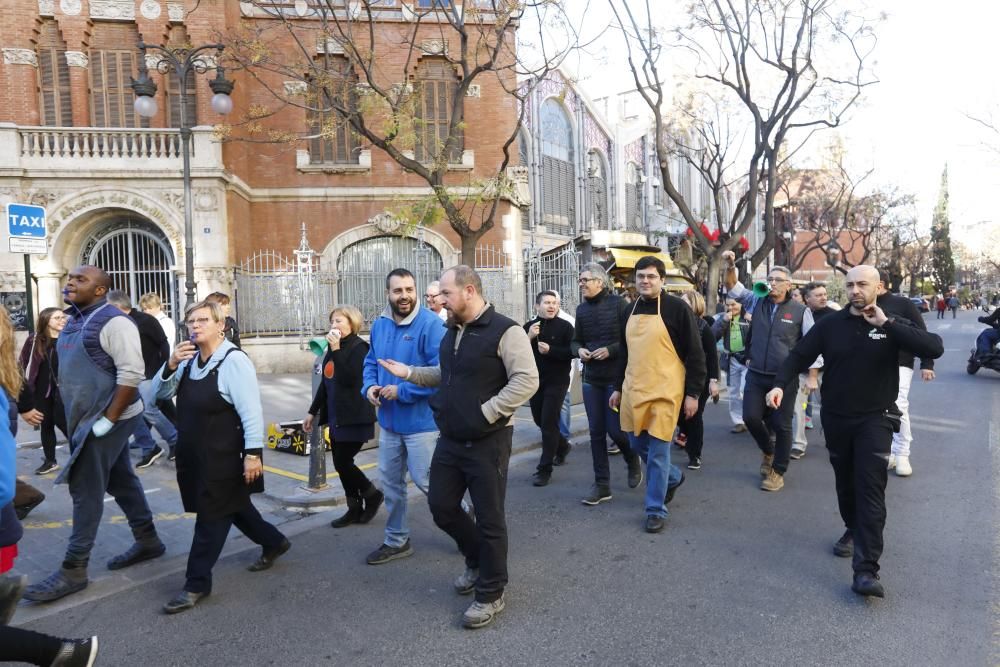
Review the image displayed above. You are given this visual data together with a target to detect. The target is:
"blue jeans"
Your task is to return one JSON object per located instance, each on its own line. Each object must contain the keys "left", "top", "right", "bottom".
{"left": 628, "top": 431, "right": 682, "bottom": 519}
{"left": 378, "top": 429, "right": 438, "bottom": 548}
{"left": 558, "top": 390, "right": 571, "bottom": 439}
{"left": 581, "top": 382, "right": 634, "bottom": 485}
{"left": 976, "top": 328, "right": 1000, "bottom": 355}
{"left": 136, "top": 378, "right": 177, "bottom": 454}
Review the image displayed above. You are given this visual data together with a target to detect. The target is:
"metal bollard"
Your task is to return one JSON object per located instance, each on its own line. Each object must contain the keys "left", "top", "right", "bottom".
{"left": 307, "top": 422, "right": 327, "bottom": 490}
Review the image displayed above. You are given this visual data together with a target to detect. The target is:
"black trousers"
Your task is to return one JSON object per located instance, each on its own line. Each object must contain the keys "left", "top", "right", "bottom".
{"left": 529, "top": 381, "right": 570, "bottom": 474}
{"left": 428, "top": 428, "right": 512, "bottom": 603}
{"left": 330, "top": 440, "right": 372, "bottom": 498}
{"left": 743, "top": 371, "right": 798, "bottom": 474}
{"left": 38, "top": 395, "right": 68, "bottom": 463}
{"left": 822, "top": 412, "right": 892, "bottom": 574}
{"left": 677, "top": 388, "right": 709, "bottom": 460}
{"left": 0, "top": 626, "right": 62, "bottom": 665}
{"left": 185, "top": 503, "right": 285, "bottom": 594}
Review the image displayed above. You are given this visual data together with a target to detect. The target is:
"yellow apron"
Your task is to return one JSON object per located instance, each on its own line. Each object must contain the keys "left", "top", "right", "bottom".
{"left": 620, "top": 293, "right": 687, "bottom": 442}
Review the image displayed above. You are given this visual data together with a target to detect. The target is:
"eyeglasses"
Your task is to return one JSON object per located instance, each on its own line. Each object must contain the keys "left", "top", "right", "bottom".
{"left": 425, "top": 293, "right": 439, "bottom": 299}
{"left": 578, "top": 277, "right": 600, "bottom": 284}
{"left": 185, "top": 317, "right": 213, "bottom": 327}
{"left": 766, "top": 277, "right": 788, "bottom": 283}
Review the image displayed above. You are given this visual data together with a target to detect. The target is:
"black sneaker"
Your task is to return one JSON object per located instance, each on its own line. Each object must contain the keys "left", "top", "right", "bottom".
{"left": 167, "top": 446, "right": 176, "bottom": 461}
{"left": 665, "top": 472, "right": 686, "bottom": 505}
{"left": 851, "top": 571, "right": 885, "bottom": 598}
{"left": 687, "top": 457, "right": 702, "bottom": 470}
{"left": 790, "top": 447, "right": 805, "bottom": 460}
{"left": 644, "top": 514, "right": 665, "bottom": 533}
{"left": 532, "top": 472, "right": 551, "bottom": 487}
{"left": 34, "top": 460, "right": 59, "bottom": 475}
{"left": 626, "top": 456, "right": 643, "bottom": 489}
{"left": 366, "top": 540, "right": 413, "bottom": 565}
{"left": 581, "top": 484, "right": 612, "bottom": 506}
{"left": 833, "top": 530, "right": 853, "bottom": 558}
{"left": 52, "top": 636, "right": 99, "bottom": 666}
{"left": 607, "top": 443, "right": 621, "bottom": 455}
{"left": 553, "top": 441, "right": 571, "bottom": 466}
{"left": 136, "top": 445, "right": 163, "bottom": 469}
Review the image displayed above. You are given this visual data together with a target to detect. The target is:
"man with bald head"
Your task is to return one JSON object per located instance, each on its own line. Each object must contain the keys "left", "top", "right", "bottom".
{"left": 23, "top": 266, "right": 164, "bottom": 604}
{"left": 766, "top": 265, "right": 943, "bottom": 598}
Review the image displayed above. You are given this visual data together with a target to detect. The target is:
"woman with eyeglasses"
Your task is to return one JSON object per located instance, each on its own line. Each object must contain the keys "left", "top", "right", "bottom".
{"left": 17, "top": 308, "right": 69, "bottom": 475}
{"left": 154, "top": 299, "right": 289, "bottom": 614}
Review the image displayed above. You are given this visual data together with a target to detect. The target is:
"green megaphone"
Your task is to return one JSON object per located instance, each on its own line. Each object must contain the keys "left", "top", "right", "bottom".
{"left": 752, "top": 281, "right": 770, "bottom": 298}
{"left": 309, "top": 337, "right": 328, "bottom": 356}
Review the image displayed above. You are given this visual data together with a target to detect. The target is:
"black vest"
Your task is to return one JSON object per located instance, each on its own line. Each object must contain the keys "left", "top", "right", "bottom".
{"left": 430, "top": 305, "right": 517, "bottom": 441}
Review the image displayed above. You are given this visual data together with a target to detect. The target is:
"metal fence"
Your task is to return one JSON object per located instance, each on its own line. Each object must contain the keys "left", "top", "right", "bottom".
{"left": 525, "top": 243, "right": 581, "bottom": 319}
{"left": 476, "top": 244, "right": 520, "bottom": 321}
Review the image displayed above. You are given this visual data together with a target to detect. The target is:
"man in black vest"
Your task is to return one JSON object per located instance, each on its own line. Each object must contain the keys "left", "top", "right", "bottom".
{"left": 378, "top": 265, "right": 538, "bottom": 630}
{"left": 722, "top": 250, "right": 806, "bottom": 492}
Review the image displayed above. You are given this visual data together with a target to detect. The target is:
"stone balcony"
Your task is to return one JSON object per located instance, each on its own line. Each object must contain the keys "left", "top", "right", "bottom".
{"left": 0, "top": 123, "right": 224, "bottom": 177}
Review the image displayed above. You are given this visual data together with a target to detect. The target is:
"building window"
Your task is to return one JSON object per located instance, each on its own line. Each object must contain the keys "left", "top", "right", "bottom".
{"left": 586, "top": 149, "right": 609, "bottom": 231}
{"left": 414, "top": 58, "right": 462, "bottom": 164}
{"left": 519, "top": 129, "right": 532, "bottom": 230}
{"left": 165, "top": 26, "right": 197, "bottom": 128}
{"left": 36, "top": 20, "right": 73, "bottom": 126}
{"left": 626, "top": 162, "right": 643, "bottom": 232}
{"left": 89, "top": 23, "right": 144, "bottom": 128}
{"left": 417, "top": 0, "right": 452, "bottom": 7}
{"left": 308, "top": 55, "right": 360, "bottom": 164}
{"left": 539, "top": 99, "right": 574, "bottom": 236}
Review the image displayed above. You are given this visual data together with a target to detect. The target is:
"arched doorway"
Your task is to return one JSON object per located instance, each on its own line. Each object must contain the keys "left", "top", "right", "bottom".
{"left": 337, "top": 235, "right": 443, "bottom": 328}
{"left": 80, "top": 216, "right": 178, "bottom": 317}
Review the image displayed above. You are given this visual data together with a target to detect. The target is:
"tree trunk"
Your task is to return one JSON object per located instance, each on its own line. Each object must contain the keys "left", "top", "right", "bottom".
{"left": 460, "top": 232, "right": 481, "bottom": 268}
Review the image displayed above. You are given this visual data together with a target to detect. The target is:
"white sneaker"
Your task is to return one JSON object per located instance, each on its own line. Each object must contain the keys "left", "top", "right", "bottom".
{"left": 887, "top": 454, "right": 896, "bottom": 470}
{"left": 461, "top": 594, "right": 505, "bottom": 629}
{"left": 894, "top": 455, "right": 912, "bottom": 477}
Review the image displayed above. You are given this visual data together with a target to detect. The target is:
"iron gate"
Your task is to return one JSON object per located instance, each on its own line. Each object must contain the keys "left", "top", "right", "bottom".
{"left": 524, "top": 243, "right": 580, "bottom": 320}
{"left": 81, "top": 217, "right": 178, "bottom": 318}
{"left": 337, "top": 235, "right": 443, "bottom": 330}
{"left": 476, "top": 244, "right": 519, "bottom": 320}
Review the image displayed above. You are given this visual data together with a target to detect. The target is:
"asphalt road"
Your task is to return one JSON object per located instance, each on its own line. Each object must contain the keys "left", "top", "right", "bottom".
{"left": 17, "top": 309, "right": 999, "bottom": 666}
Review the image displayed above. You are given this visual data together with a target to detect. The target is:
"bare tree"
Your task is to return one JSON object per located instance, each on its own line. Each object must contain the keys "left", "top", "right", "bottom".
{"left": 220, "top": 0, "right": 579, "bottom": 264}
{"left": 609, "top": 0, "right": 878, "bottom": 306}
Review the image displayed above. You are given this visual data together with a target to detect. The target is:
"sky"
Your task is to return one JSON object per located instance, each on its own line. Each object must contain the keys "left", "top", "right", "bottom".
{"left": 522, "top": 0, "right": 1000, "bottom": 245}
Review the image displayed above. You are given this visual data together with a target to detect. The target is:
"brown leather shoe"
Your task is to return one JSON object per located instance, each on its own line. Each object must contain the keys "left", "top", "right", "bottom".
{"left": 760, "top": 469, "right": 784, "bottom": 492}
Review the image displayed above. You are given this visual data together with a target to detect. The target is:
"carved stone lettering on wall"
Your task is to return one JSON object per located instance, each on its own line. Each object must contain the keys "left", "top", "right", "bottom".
{"left": 2, "top": 49, "right": 38, "bottom": 67}
{"left": 89, "top": 0, "right": 135, "bottom": 20}
{"left": 369, "top": 212, "right": 403, "bottom": 235}
{"left": 140, "top": 0, "right": 162, "bottom": 20}
{"left": 59, "top": 0, "right": 82, "bottom": 15}
{"left": 38, "top": 0, "right": 56, "bottom": 16}
{"left": 64, "top": 51, "right": 88, "bottom": 68}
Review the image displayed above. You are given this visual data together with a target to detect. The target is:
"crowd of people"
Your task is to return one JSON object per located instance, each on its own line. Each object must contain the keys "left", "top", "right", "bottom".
{"left": 0, "top": 252, "right": 958, "bottom": 661}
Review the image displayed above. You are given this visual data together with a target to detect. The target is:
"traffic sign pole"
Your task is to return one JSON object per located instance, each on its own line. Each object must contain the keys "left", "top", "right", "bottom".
{"left": 23, "top": 254, "right": 33, "bottom": 334}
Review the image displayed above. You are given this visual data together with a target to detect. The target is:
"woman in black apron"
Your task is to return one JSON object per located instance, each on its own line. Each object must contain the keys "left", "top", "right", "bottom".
{"left": 154, "top": 300, "right": 289, "bottom": 614}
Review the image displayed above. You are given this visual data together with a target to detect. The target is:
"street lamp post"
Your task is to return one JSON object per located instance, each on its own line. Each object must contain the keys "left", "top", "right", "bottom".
{"left": 130, "top": 42, "right": 234, "bottom": 314}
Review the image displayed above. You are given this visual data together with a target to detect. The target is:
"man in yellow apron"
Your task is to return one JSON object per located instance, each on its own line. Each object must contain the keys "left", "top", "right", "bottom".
{"left": 610, "top": 257, "right": 707, "bottom": 533}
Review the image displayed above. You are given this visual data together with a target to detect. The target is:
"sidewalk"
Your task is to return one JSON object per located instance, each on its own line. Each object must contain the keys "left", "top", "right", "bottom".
{"left": 12, "top": 372, "right": 586, "bottom": 623}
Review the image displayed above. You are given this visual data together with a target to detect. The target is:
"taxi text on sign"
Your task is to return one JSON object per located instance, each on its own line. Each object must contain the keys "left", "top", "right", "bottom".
{"left": 6, "top": 203, "right": 47, "bottom": 254}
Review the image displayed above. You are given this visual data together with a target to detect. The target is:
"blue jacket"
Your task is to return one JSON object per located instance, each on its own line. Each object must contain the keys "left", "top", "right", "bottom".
{"left": 0, "top": 391, "right": 16, "bottom": 507}
{"left": 362, "top": 304, "right": 445, "bottom": 435}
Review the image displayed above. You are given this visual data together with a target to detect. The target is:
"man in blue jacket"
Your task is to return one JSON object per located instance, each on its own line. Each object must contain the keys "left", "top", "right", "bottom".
{"left": 362, "top": 268, "right": 446, "bottom": 565}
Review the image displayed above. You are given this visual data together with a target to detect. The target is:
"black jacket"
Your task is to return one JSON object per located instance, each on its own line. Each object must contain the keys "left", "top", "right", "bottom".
{"left": 524, "top": 316, "right": 574, "bottom": 387}
{"left": 572, "top": 289, "right": 630, "bottom": 387}
{"left": 308, "top": 334, "right": 376, "bottom": 428}
{"left": 615, "top": 291, "right": 708, "bottom": 398}
{"left": 17, "top": 334, "right": 59, "bottom": 412}
{"left": 712, "top": 314, "right": 750, "bottom": 366}
{"left": 775, "top": 309, "right": 944, "bottom": 417}
{"left": 698, "top": 316, "right": 721, "bottom": 386}
{"left": 876, "top": 293, "right": 934, "bottom": 370}
{"left": 744, "top": 294, "right": 806, "bottom": 376}
{"left": 979, "top": 307, "right": 1000, "bottom": 329}
{"left": 128, "top": 309, "right": 170, "bottom": 380}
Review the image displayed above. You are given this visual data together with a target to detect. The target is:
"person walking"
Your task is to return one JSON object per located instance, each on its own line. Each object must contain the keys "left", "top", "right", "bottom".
{"left": 766, "top": 265, "right": 943, "bottom": 598}
{"left": 23, "top": 266, "right": 164, "bottom": 604}
{"left": 377, "top": 265, "right": 538, "bottom": 630}
{"left": 0, "top": 312, "right": 100, "bottom": 664}
{"left": 722, "top": 250, "right": 806, "bottom": 492}
{"left": 204, "top": 292, "right": 240, "bottom": 347}
{"left": 609, "top": 258, "right": 706, "bottom": 533}
{"left": 876, "top": 270, "right": 935, "bottom": 478}
{"left": 139, "top": 292, "right": 176, "bottom": 352}
{"left": 572, "top": 263, "right": 643, "bottom": 506}
{"left": 935, "top": 295, "right": 946, "bottom": 319}
{"left": 676, "top": 291, "right": 719, "bottom": 470}
{"left": 790, "top": 282, "right": 837, "bottom": 460}
{"left": 362, "top": 269, "right": 447, "bottom": 565}
{"left": 106, "top": 290, "right": 178, "bottom": 467}
{"left": 424, "top": 280, "right": 449, "bottom": 321}
{"left": 712, "top": 297, "right": 750, "bottom": 434}
{"left": 155, "top": 299, "right": 289, "bottom": 614}
{"left": 946, "top": 293, "right": 960, "bottom": 318}
{"left": 304, "top": 306, "right": 381, "bottom": 530}
{"left": 18, "top": 308, "right": 69, "bottom": 475}
{"left": 524, "top": 290, "right": 575, "bottom": 486}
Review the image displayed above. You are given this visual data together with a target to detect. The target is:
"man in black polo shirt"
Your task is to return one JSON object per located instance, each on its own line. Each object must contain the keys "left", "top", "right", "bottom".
{"left": 767, "top": 265, "right": 943, "bottom": 598}
{"left": 378, "top": 265, "right": 538, "bottom": 630}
